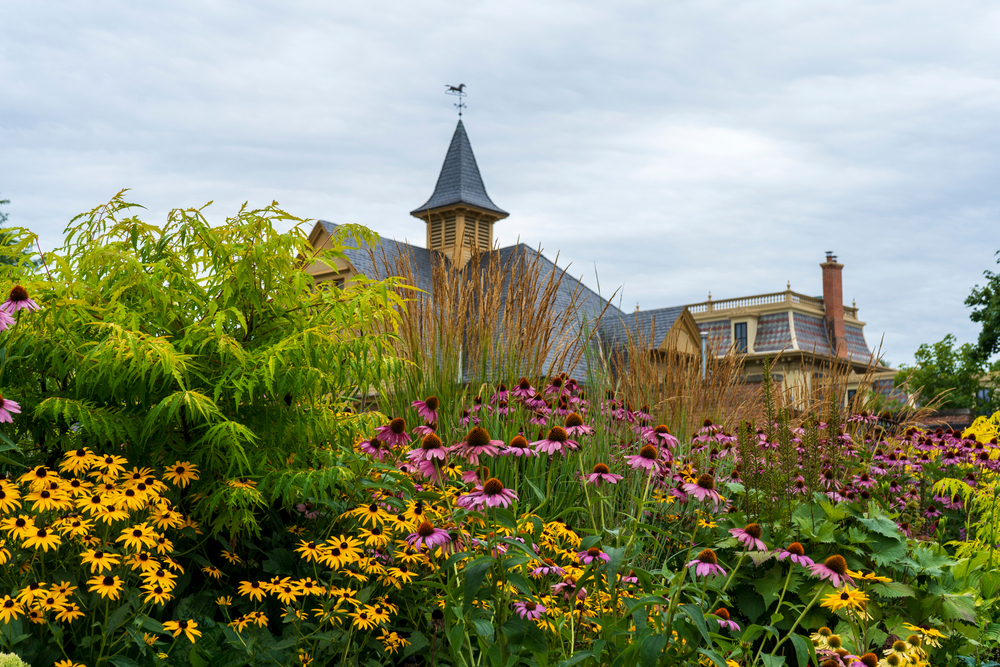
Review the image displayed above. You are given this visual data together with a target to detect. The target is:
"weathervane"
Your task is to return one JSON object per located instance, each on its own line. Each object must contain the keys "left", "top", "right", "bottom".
{"left": 445, "top": 83, "right": 467, "bottom": 117}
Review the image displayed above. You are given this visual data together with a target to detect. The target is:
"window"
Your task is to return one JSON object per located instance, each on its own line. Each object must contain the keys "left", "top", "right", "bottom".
{"left": 334, "top": 278, "right": 345, "bottom": 290}
{"left": 734, "top": 322, "right": 748, "bottom": 353}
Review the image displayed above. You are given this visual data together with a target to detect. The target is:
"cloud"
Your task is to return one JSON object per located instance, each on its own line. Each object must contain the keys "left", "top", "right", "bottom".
{"left": 2, "top": 0, "right": 999, "bottom": 366}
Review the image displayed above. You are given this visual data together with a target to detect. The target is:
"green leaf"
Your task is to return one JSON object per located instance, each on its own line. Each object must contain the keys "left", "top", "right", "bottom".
{"left": 940, "top": 593, "right": 977, "bottom": 622}
{"left": 639, "top": 633, "right": 667, "bottom": 667}
{"left": 789, "top": 633, "right": 815, "bottom": 667}
{"left": 557, "top": 651, "right": 595, "bottom": 667}
{"left": 464, "top": 557, "right": 495, "bottom": 610}
{"left": 472, "top": 618, "right": 495, "bottom": 640}
{"left": 106, "top": 598, "right": 134, "bottom": 634}
{"left": 857, "top": 514, "right": 901, "bottom": 539}
{"left": 870, "top": 582, "right": 916, "bottom": 598}
{"left": 760, "top": 655, "right": 786, "bottom": 667}
{"left": 679, "top": 604, "right": 712, "bottom": 645}
{"left": 698, "top": 649, "right": 730, "bottom": 667}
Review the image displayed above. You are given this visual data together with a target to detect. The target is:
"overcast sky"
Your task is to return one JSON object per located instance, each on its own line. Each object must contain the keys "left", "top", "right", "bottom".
{"left": 3, "top": 0, "right": 999, "bottom": 366}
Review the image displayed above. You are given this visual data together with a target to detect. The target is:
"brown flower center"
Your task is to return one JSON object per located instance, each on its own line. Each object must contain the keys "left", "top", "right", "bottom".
{"left": 697, "top": 474, "right": 715, "bottom": 490}
{"left": 389, "top": 418, "right": 406, "bottom": 434}
{"left": 509, "top": 435, "right": 529, "bottom": 449}
{"left": 421, "top": 434, "right": 443, "bottom": 450}
{"left": 547, "top": 426, "right": 568, "bottom": 443}
{"left": 483, "top": 478, "right": 504, "bottom": 496}
{"left": 824, "top": 554, "right": 848, "bottom": 575}
{"left": 860, "top": 653, "right": 879, "bottom": 667}
{"left": 654, "top": 424, "right": 670, "bottom": 434}
{"left": 565, "top": 413, "right": 584, "bottom": 428}
{"left": 466, "top": 427, "right": 492, "bottom": 449}
{"left": 416, "top": 520, "right": 436, "bottom": 538}
{"left": 713, "top": 608, "right": 730, "bottom": 620}
{"left": 518, "top": 377, "right": 531, "bottom": 390}
{"left": 8, "top": 285, "right": 28, "bottom": 302}
{"left": 787, "top": 542, "right": 805, "bottom": 556}
{"left": 424, "top": 396, "right": 439, "bottom": 411}
{"left": 586, "top": 547, "right": 601, "bottom": 557}
{"left": 697, "top": 549, "right": 718, "bottom": 564}
{"left": 639, "top": 445, "right": 658, "bottom": 460}
{"left": 592, "top": 463, "right": 610, "bottom": 475}
{"left": 525, "top": 601, "right": 537, "bottom": 611}
{"left": 102, "top": 576, "right": 114, "bottom": 586}
{"left": 744, "top": 523, "right": 762, "bottom": 539}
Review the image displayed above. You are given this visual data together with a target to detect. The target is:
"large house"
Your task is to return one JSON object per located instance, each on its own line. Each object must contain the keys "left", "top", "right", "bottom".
{"left": 304, "top": 119, "right": 895, "bottom": 402}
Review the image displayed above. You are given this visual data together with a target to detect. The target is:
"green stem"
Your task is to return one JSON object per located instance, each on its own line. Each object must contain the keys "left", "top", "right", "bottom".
{"left": 756, "top": 586, "right": 825, "bottom": 665}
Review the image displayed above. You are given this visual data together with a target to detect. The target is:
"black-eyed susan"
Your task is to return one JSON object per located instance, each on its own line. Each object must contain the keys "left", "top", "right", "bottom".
{"left": 202, "top": 566, "right": 223, "bottom": 580}
{"left": 87, "top": 574, "right": 124, "bottom": 600}
{"left": 127, "top": 552, "right": 160, "bottom": 572}
{"left": 847, "top": 569, "right": 892, "bottom": 583}
{"left": 25, "top": 488, "right": 72, "bottom": 513}
{"left": 247, "top": 611, "right": 268, "bottom": 627}
{"left": 163, "top": 619, "right": 201, "bottom": 643}
{"left": 162, "top": 461, "right": 199, "bottom": 488}
{"left": 297, "top": 578, "right": 325, "bottom": 596}
{"left": 349, "top": 608, "right": 378, "bottom": 630}
{"left": 359, "top": 525, "right": 392, "bottom": 548}
{"left": 22, "top": 527, "right": 61, "bottom": 552}
{"left": 81, "top": 549, "right": 122, "bottom": 573}
{"left": 0, "top": 485, "right": 21, "bottom": 513}
{"left": 237, "top": 580, "right": 266, "bottom": 602}
{"left": 16, "top": 582, "right": 46, "bottom": 605}
{"left": 50, "top": 581, "right": 77, "bottom": 598}
{"left": 366, "top": 604, "right": 392, "bottom": 625}
{"left": 55, "top": 603, "right": 85, "bottom": 623}
{"left": 0, "top": 595, "right": 22, "bottom": 622}
{"left": 229, "top": 615, "right": 251, "bottom": 632}
{"left": 273, "top": 578, "right": 301, "bottom": 605}
{"left": 142, "top": 568, "right": 178, "bottom": 591}
{"left": 26, "top": 608, "right": 45, "bottom": 624}
{"left": 1, "top": 514, "right": 34, "bottom": 540}
{"left": 216, "top": 596, "right": 232, "bottom": 606}
{"left": 327, "top": 534, "right": 363, "bottom": 563}
{"left": 117, "top": 522, "right": 158, "bottom": 551}
{"left": 55, "top": 516, "right": 92, "bottom": 539}
{"left": 95, "top": 504, "right": 129, "bottom": 524}
{"left": 59, "top": 448, "right": 96, "bottom": 475}
{"left": 142, "top": 583, "right": 172, "bottom": 605}
{"left": 18, "top": 465, "right": 52, "bottom": 489}
{"left": 383, "top": 564, "right": 418, "bottom": 587}
{"left": 294, "top": 539, "right": 327, "bottom": 563}
{"left": 351, "top": 502, "right": 389, "bottom": 527}
{"left": 163, "top": 556, "right": 184, "bottom": 573}
{"left": 220, "top": 549, "right": 242, "bottom": 565}
{"left": 821, "top": 587, "right": 869, "bottom": 613}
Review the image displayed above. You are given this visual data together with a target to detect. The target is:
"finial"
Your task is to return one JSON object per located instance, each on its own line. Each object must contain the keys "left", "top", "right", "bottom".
{"left": 708, "top": 291, "right": 712, "bottom": 300}
{"left": 852, "top": 298, "right": 856, "bottom": 308}
{"left": 445, "top": 84, "right": 467, "bottom": 117}
{"left": 787, "top": 280, "right": 791, "bottom": 290}
{"left": 635, "top": 302, "right": 640, "bottom": 314}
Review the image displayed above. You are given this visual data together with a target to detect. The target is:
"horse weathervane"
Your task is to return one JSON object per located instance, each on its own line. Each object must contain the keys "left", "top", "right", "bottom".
{"left": 445, "top": 83, "right": 467, "bottom": 117}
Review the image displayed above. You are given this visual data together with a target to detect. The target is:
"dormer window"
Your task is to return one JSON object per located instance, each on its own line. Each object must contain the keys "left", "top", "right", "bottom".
{"left": 734, "top": 322, "right": 748, "bottom": 354}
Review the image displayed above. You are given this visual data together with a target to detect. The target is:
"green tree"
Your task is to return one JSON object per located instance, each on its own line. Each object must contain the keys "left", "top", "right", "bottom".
{"left": 894, "top": 334, "right": 997, "bottom": 412}
{"left": 967, "top": 249, "right": 1000, "bottom": 362}
{"left": 1, "top": 191, "right": 407, "bottom": 535}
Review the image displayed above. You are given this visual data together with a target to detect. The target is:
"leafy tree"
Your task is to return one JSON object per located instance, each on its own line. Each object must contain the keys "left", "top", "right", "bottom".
{"left": 1, "top": 191, "right": 407, "bottom": 535}
{"left": 894, "top": 334, "right": 998, "bottom": 412}
{"left": 0, "top": 193, "right": 8, "bottom": 226}
{"left": 967, "top": 249, "right": 1000, "bottom": 362}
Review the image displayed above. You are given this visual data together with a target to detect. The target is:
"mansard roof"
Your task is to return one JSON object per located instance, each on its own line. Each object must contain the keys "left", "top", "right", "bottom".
{"left": 410, "top": 120, "right": 508, "bottom": 218}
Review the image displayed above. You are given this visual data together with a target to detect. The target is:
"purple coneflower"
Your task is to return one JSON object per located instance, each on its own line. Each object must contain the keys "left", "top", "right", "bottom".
{"left": 713, "top": 608, "right": 741, "bottom": 632}
{"left": 512, "top": 377, "right": 536, "bottom": 399}
{"left": 1, "top": 285, "right": 40, "bottom": 314}
{"left": 551, "top": 577, "right": 586, "bottom": 601}
{"left": 532, "top": 426, "right": 580, "bottom": 456}
{"left": 682, "top": 473, "right": 723, "bottom": 508}
{"left": 416, "top": 459, "right": 447, "bottom": 484}
{"left": 625, "top": 444, "right": 663, "bottom": 475}
{"left": 528, "top": 409, "right": 551, "bottom": 426}
{"left": 924, "top": 503, "right": 941, "bottom": 519}
{"left": 412, "top": 423, "right": 437, "bottom": 438}
{"left": 644, "top": 424, "right": 680, "bottom": 449}
{"left": 408, "top": 433, "right": 448, "bottom": 465}
{"left": 460, "top": 466, "right": 489, "bottom": 485}
{"left": 576, "top": 546, "right": 611, "bottom": 565}
{"left": 0, "top": 310, "right": 13, "bottom": 332}
{"left": 564, "top": 412, "right": 595, "bottom": 436}
{"left": 585, "top": 463, "right": 622, "bottom": 487}
{"left": 531, "top": 558, "right": 565, "bottom": 577}
{"left": 617, "top": 571, "right": 639, "bottom": 585}
{"left": 774, "top": 542, "right": 815, "bottom": 567}
{"left": 545, "top": 375, "right": 566, "bottom": 396}
{"left": 458, "top": 477, "right": 518, "bottom": 510}
{"left": 729, "top": 523, "right": 767, "bottom": 552}
{"left": 808, "top": 554, "right": 855, "bottom": 588}
{"left": 524, "top": 392, "right": 548, "bottom": 411}
{"left": 686, "top": 549, "right": 726, "bottom": 578}
{"left": 406, "top": 520, "right": 451, "bottom": 550}
{"left": 411, "top": 396, "right": 440, "bottom": 423}
{"left": 503, "top": 434, "right": 537, "bottom": 458}
{"left": 0, "top": 396, "right": 21, "bottom": 424}
{"left": 359, "top": 437, "right": 389, "bottom": 461}
{"left": 513, "top": 600, "right": 546, "bottom": 621}
{"left": 453, "top": 427, "right": 503, "bottom": 465}
{"left": 375, "top": 418, "right": 410, "bottom": 448}
{"left": 459, "top": 410, "right": 479, "bottom": 427}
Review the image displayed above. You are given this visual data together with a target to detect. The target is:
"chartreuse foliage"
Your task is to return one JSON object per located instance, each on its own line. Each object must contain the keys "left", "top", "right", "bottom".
{"left": 1, "top": 192, "right": 407, "bottom": 535}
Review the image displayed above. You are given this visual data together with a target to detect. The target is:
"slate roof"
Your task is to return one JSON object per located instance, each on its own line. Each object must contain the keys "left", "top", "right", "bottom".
{"left": 410, "top": 120, "right": 508, "bottom": 217}
{"left": 753, "top": 312, "right": 792, "bottom": 353}
{"left": 318, "top": 220, "right": 441, "bottom": 294}
{"left": 601, "top": 306, "right": 687, "bottom": 349}
{"left": 792, "top": 312, "right": 832, "bottom": 355}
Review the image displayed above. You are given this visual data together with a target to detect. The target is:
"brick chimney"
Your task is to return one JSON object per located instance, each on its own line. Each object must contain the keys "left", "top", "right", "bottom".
{"left": 821, "top": 251, "right": 847, "bottom": 358}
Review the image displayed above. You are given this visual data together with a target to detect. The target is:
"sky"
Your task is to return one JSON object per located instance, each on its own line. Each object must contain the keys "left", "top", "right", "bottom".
{"left": 3, "top": 0, "right": 999, "bottom": 366}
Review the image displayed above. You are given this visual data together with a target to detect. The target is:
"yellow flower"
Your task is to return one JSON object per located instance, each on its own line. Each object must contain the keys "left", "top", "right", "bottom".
{"left": 295, "top": 539, "right": 327, "bottom": 563}
{"left": 697, "top": 519, "right": 718, "bottom": 529}
{"left": 351, "top": 503, "right": 389, "bottom": 527}
{"left": 116, "top": 522, "right": 158, "bottom": 551}
{"left": 229, "top": 615, "right": 251, "bottom": 632}
{"left": 163, "top": 619, "right": 201, "bottom": 643}
{"left": 350, "top": 608, "right": 378, "bottom": 630}
{"left": 273, "top": 578, "right": 301, "bottom": 605}
{"left": 142, "top": 584, "right": 173, "bottom": 605}
{"left": 143, "top": 632, "right": 159, "bottom": 646}
{"left": 238, "top": 580, "right": 266, "bottom": 602}
{"left": 55, "top": 604, "right": 85, "bottom": 622}
{"left": 54, "top": 660, "right": 87, "bottom": 667}
{"left": 95, "top": 454, "right": 129, "bottom": 477}
{"left": 821, "top": 587, "right": 868, "bottom": 613}
{"left": 1, "top": 514, "right": 35, "bottom": 540}
{"left": 0, "top": 485, "right": 22, "bottom": 513}
{"left": 127, "top": 552, "right": 160, "bottom": 572}
{"left": 22, "top": 526, "right": 62, "bottom": 552}
{"left": 81, "top": 549, "right": 122, "bottom": 573}
{"left": 87, "top": 574, "right": 124, "bottom": 600}
{"left": 142, "top": 568, "right": 178, "bottom": 591}
{"left": 16, "top": 582, "right": 47, "bottom": 604}
{"left": 55, "top": 516, "right": 93, "bottom": 538}
{"left": 220, "top": 549, "right": 242, "bottom": 565}
{"left": 0, "top": 596, "right": 23, "bottom": 622}
{"left": 202, "top": 566, "right": 223, "bottom": 580}
{"left": 18, "top": 465, "right": 53, "bottom": 489}
{"left": 847, "top": 569, "right": 892, "bottom": 583}
{"left": 216, "top": 596, "right": 233, "bottom": 606}
{"left": 162, "top": 462, "right": 199, "bottom": 488}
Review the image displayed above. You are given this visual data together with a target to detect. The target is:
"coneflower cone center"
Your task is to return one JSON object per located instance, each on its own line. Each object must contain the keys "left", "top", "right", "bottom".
{"left": 592, "top": 463, "right": 610, "bottom": 475}
{"left": 586, "top": 547, "right": 601, "bottom": 557}
{"left": 703, "top": 418, "right": 714, "bottom": 427}
{"left": 639, "top": 445, "right": 658, "bottom": 460}
{"left": 906, "top": 635, "right": 921, "bottom": 647}
{"left": 483, "top": 478, "right": 504, "bottom": 495}
{"left": 421, "top": 434, "right": 443, "bottom": 450}
{"left": 525, "top": 601, "right": 537, "bottom": 611}
{"left": 416, "top": 521, "right": 436, "bottom": 538}
{"left": 824, "top": 554, "right": 848, "bottom": 575}
{"left": 547, "top": 426, "right": 568, "bottom": 443}
{"left": 696, "top": 549, "right": 717, "bottom": 564}
{"left": 860, "top": 654, "right": 879, "bottom": 667}
{"left": 466, "top": 427, "right": 492, "bottom": 449}
{"left": 389, "top": 418, "right": 406, "bottom": 434}
{"left": 509, "top": 435, "right": 528, "bottom": 448}
{"left": 713, "top": 608, "right": 730, "bottom": 620}
{"left": 892, "top": 640, "right": 907, "bottom": 651}
{"left": 787, "top": 542, "right": 805, "bottom": 556}
{"left": 697, "top": 473, "right": 715, "bottom": 490}
{"left": 654, "top": 424, "right": 670, "bottom": 435}
{"left": 424, "top": 396, "right": 439, "bottom": 411}
{"left": 543, "top": 558, "right": 555, "bottom": 566}
{"left": 9, "top": 285, "right": 28, "bottom": 302}
{"left": 565, "top": 413, "right": 584, "bottom": 428}
{"left": 517, "top": 377, "right": 531, "bottom": 390}
{"left": 744, "top": 523, "right": 762, "bottom": 539}
{"left": 827, "top": 635, "right": 843, "bottom": 649}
